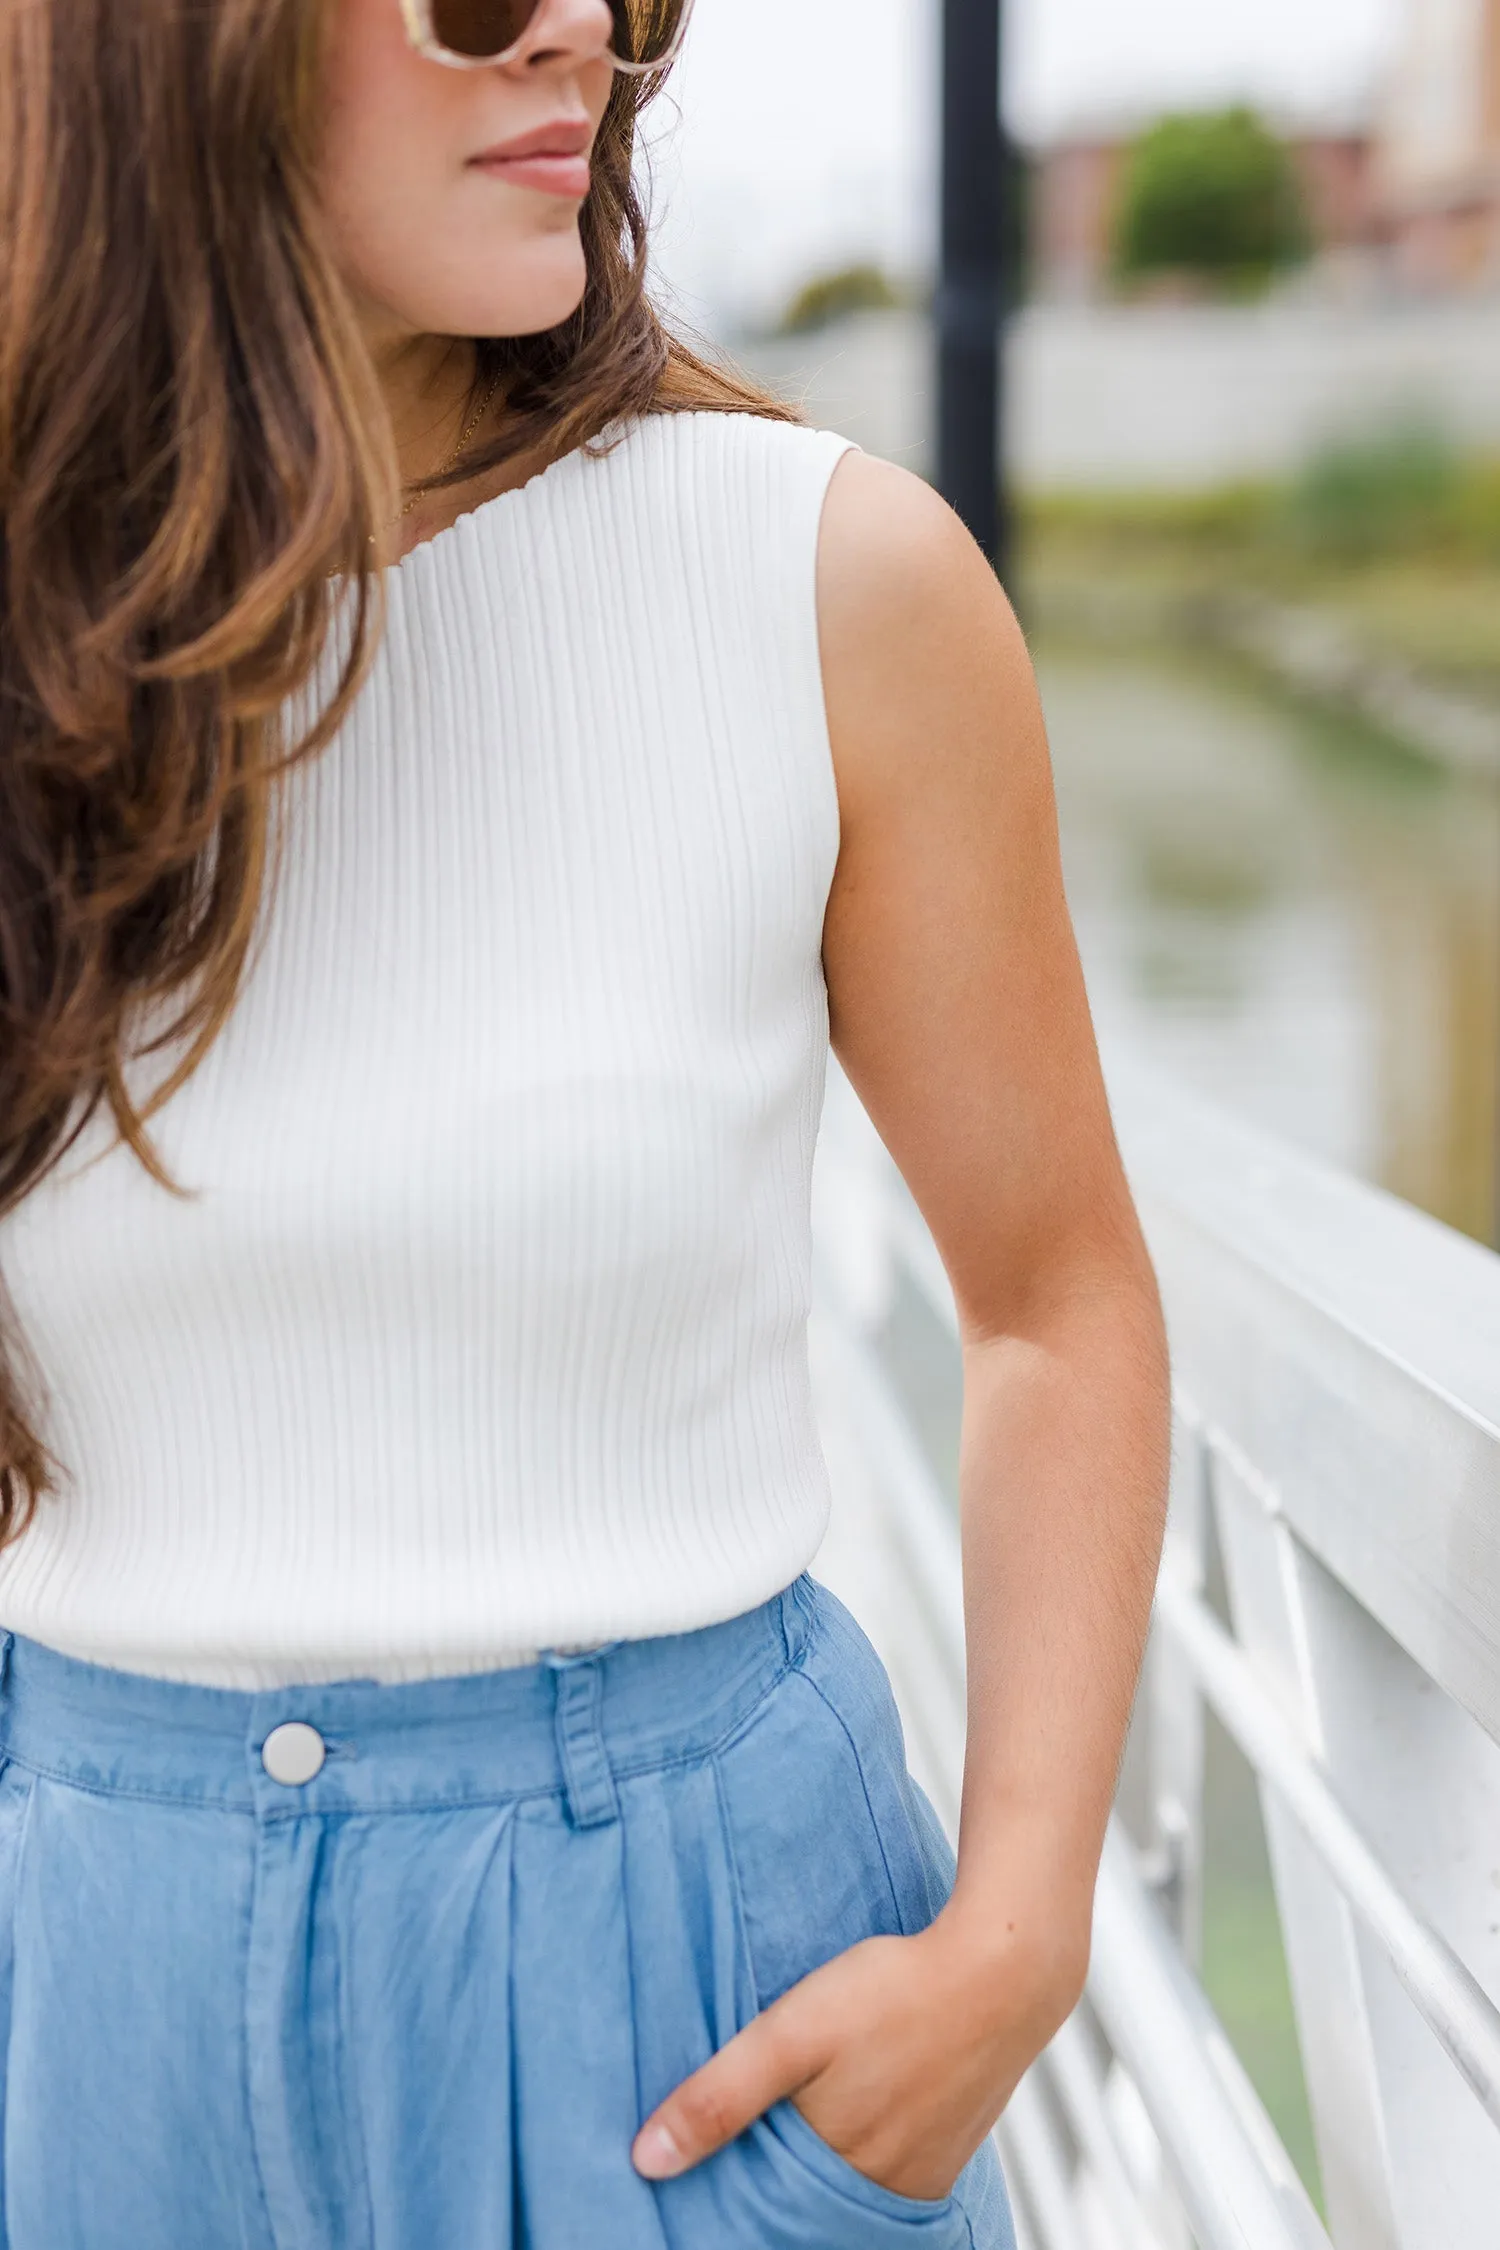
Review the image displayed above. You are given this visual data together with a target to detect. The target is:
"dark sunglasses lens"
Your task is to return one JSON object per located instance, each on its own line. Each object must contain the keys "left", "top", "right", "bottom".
{"left": 610, "top": 0, "right": 686, "bottom": 66}
{"left": 428, "top": 0, "right": 685, "bottom": 64}
{"left": 428, "top": 0, "right": 539, "bottom": 59}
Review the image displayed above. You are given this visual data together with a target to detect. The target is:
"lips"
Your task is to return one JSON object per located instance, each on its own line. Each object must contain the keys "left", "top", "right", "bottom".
{"left": 468, "top": 117, "right": 593, "bottom": 200}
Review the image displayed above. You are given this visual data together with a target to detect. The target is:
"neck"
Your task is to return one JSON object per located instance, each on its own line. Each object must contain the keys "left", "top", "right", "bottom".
{"left": 369, "top": 329, "right": 482, "bottom": 491}
{"left": 352, "top": 315, "right": 552, "bottom": 567}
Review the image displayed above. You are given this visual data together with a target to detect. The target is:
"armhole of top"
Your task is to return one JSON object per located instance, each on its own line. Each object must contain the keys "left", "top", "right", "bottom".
{"left": 804, "top": 431, "right": 863, "bottom": 876}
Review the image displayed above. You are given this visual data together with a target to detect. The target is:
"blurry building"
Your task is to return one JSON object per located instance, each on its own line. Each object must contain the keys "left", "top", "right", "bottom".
{"left": 1376, "top": 0, "right": 1500, "bottom": 290}
{"left": 1033, "top": 136, "right": 1129, "bottom": 304}
{"left": 1032, "top": 123, "right": 1377, "bottom": 304}
{"left": 1035, "top": 0, "right": 1500, "bottom": 304}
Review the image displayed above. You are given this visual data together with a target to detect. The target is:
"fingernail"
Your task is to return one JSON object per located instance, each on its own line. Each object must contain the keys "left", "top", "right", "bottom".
{"left": 633, "top": 2121, "right": 685, "bottom": 2180}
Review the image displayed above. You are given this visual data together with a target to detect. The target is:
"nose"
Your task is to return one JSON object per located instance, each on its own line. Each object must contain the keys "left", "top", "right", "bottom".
{"left": 504, "top": 0, "right": 615, "bottom": 70}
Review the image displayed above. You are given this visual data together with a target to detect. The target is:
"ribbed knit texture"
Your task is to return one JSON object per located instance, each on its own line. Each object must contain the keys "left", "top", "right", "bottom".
{"left": 0, "top": 411, "right": 855, "bottom": 1686}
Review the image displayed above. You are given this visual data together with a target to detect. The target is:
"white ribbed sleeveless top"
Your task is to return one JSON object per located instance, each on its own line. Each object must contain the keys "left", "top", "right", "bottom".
{"left": 0, "top": 410, "right": 856, "bottom": 1686}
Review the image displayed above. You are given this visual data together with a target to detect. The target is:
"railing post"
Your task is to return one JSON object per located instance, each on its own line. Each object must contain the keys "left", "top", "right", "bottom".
{"left": 1202, "top": 1456, "right": 1404, "bottom": 2247}
{"left": 1147, "top": 1418, "right": 1209, "bottom": 1967}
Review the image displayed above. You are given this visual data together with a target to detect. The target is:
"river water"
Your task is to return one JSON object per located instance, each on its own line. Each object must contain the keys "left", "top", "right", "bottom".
{"left": 1039, "top": 637, "right": 1500, "bottom": 1246}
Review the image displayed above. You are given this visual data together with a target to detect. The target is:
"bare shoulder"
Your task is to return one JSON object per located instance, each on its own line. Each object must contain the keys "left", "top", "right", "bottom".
{"left": 815, "top": 450, "right": 1043, "bottom": 819}
{"left": 813, "top": 452, "right": 1114, "bottom": 1310}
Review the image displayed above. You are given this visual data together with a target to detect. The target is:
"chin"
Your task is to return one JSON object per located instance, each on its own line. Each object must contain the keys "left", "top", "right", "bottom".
{"left": 467, "top": 233, "right": 589, "bottom": 341}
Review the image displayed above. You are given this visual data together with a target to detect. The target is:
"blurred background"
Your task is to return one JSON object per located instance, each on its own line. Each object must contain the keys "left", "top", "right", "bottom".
{"left": 646, "top": 0, "right": 1500, "bottom": 1251}
{"left": 643, "top": 0, "right": 1500, "bottom": 2211}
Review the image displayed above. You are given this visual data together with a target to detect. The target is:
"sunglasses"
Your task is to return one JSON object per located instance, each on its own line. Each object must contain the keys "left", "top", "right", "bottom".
{"left": 398, "top": 0, "right": 695, "bottom": 74}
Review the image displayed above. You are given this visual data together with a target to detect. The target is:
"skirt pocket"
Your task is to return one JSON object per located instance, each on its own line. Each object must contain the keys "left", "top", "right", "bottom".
{"left": 709, "top": 1581, "right": 1016, "bottom": 2249}
{"left": 754, "top": 2096, "right": 970, "bottom": 2240}
{"left": 707, "top": 1625, "right": 976, "bottom": 2243}
{"left": 715, "top": 1579, "right": 954, "bottom": 2017}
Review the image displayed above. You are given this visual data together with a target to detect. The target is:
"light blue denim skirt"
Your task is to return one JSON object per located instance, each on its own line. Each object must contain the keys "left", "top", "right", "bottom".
{"left": 0, "top": 1573, "right": 1014, "bottom": 2249}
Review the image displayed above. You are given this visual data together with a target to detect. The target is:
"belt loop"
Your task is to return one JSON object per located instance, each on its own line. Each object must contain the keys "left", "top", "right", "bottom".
{"left": 0, "top": 1631, "right": 12, "bottom": 1696}
{"left": 544, "top": 1653, "right": 620, "bottom": 1832}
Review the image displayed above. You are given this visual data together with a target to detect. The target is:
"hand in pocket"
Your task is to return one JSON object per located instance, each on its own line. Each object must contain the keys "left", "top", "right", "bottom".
{"left": 630, "top": 1900, "right": 1078, "bottom": 2202}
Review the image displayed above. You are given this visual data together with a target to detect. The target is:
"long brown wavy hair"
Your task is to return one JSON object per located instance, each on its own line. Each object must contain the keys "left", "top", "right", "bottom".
{"left": 0, "top": 0, "right": 796, "bottom": 1541}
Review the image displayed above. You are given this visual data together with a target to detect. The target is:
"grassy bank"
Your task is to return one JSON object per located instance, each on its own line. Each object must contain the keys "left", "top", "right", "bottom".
{"left": 1022, "top": 432, "right": 1500, "bottom": 712}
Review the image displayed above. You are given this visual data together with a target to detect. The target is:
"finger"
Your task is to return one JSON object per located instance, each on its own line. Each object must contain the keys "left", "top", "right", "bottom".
{"left": 631, "top": 2000, "right": 818, "bottom": 2181}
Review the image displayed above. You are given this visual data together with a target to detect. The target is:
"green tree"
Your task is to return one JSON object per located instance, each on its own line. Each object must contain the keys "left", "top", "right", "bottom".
{"left": 774, "top": 263, "right": 901, "bottom": 337}
{"left": 1112, "top": 107, "right": 1310, "bottom": 295}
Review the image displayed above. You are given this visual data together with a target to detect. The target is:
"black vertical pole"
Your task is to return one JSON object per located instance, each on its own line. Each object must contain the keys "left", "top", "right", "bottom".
{"left": 937, "top": 0, "right": 1009, "bottom": 584}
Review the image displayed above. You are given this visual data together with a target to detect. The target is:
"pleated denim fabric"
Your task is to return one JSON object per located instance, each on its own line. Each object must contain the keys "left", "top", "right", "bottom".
{"left": 0, "top": 1576, "right": 1014, "bottom": 2250}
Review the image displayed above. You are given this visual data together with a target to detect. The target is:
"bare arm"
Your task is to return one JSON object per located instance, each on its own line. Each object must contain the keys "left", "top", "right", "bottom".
{"left": 634, "top": 453, "right": 1170, "bottom": 2197}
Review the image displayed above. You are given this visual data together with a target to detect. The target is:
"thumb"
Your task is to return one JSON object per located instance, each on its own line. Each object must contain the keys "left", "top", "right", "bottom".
{"left": 632, "top": 1996, "right": 819, "bottom": 2182}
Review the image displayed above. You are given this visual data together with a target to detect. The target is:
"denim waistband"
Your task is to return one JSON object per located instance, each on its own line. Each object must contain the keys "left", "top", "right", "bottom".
{"left": 0, "top": 1577, "right": 819, "bottom": 1823}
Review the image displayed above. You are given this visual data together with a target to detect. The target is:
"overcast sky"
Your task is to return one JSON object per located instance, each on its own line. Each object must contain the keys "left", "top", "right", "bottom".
{"left": 646, "top": 0, "right": 1403, "bottom": 329}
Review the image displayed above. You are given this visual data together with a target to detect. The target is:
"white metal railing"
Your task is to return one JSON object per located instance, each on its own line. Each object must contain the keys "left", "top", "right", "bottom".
{"left": 808, "top": 1051, "right": 1500, "bottom": 2250}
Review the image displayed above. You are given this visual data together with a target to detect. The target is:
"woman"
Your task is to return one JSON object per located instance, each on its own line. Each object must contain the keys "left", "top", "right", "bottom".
{"left": 0, "top": 1, "right": 1169, "bottom": 2244}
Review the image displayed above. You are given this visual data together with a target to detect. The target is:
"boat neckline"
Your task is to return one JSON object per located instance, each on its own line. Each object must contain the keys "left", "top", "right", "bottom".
{"left": 385, "top": 421, "right": 622, "bottom": 581}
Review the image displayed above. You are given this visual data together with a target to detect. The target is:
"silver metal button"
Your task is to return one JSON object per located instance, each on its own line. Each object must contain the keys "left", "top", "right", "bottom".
{"left": 261, "top": 1721, "right": 327, "bottom": 1787}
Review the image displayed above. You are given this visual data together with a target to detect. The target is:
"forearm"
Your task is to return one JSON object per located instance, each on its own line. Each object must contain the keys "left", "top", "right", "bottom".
{"left": 946, "top": 1254, "right": 1171, "bottom": 1987}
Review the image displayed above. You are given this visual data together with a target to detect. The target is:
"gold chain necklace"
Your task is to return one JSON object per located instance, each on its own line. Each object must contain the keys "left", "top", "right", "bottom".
{"left": 371, "top": 368, "right": 505, "bottom": 544}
